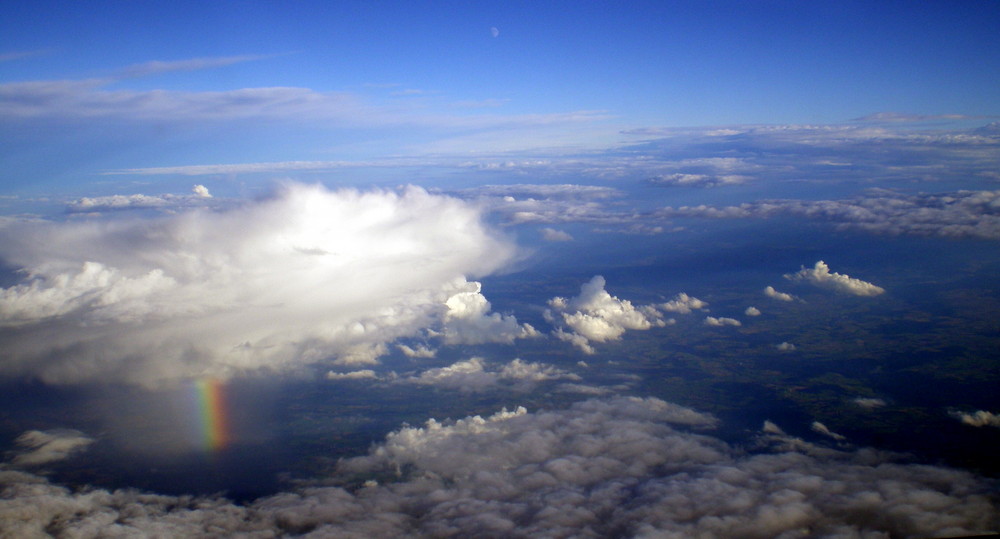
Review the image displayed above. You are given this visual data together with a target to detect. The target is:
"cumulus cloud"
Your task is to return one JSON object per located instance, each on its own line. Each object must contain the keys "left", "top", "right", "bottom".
{"left": 545, "top": 276, "right": 666, "bottom": 354}
{"left": 744, "top": 306, "right": 761, "bottom": 316}
{"left": 764, "top": 285, "right": 796, "bottom": 302}
{"left": 659, "top": 292, "right": 708, "bottom": 314}
{"left": 854, "top": 397, "right": 887, "bottom": 410}
{"left": 0, "top": 183, "right": 518, "bottom": 386}
{"left": 951, "top": 410, "right": 1000, "bottom": 428}
{"left": 704, "top": 316, "right": 741, "bottom": 327}
{"left": 397, "top": 344, "right": 435, "bottom": 358}
{"left": 1, "top": 397, "right": 996, "bottom": 538}
{"left": 811, "top": 421, "right": 847, "bottom": 442}
{"left": 540, "top": 227, "right": 573, "bottom": 242}
{"left": 66, "top": 185, "right": 215, "bottom": 213}
{"left": 8, "top": 429, "right": 94, "bottom": 467}
{"left": 785, "top": 261, "right": 885, "bottom": 297}
{"left": 325, "top": 370, "right": 379, "bottom": 381}
{"left": 440, "top": 281, "right": 538, "bottom": 345}
{"left": 399, "top": 357, "right": 579, "bottom": 392}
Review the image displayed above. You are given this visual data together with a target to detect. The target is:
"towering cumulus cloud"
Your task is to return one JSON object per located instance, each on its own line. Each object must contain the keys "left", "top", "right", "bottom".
{"left": 545, "top": 276, "right": 666, "bottom": 353}
{"left": 0, "top": 183, "right": 517, "bottom": 386}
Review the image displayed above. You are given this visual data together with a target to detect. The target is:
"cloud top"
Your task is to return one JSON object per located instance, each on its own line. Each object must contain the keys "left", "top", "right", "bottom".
{"left": 1, "top": 397, "right": 996, "bottom": 538}
{"left": 785, "top": 261, "right": 885, "bottom": 296}
{"left": 546, "top": 276, "right": 667, "bottom": 353}
{"left": 0, "top": 183, "right": 517, "bottom": 386}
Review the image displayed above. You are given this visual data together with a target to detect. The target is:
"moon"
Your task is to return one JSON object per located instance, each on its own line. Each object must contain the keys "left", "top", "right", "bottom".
{"left": 491, "top": 27, "right": 500, "bottom": 38}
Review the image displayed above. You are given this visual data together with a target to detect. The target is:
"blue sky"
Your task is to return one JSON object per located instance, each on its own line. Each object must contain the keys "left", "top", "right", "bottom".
{"left": 2, "top": 1, "right": 999, "bottom": 197}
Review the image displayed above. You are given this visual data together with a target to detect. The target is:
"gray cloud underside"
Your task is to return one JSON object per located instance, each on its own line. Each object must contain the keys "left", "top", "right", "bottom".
{"left": 1, "top": 397, "right": 996, "bottom": 538}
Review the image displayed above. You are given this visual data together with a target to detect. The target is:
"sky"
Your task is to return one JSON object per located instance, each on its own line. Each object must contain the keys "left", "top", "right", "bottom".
{"left": 2, "top": 1, "right": 1000, "bottom": 537}
{"left": 3, "top": 1, "right": 1000, "bottom": 195}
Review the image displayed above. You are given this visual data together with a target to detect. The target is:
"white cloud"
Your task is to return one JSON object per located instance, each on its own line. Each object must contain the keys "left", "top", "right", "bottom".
{"left": 853, "top": 397, "right": 886, "bottom": 410}
{"left": 648, "top": 173, "right": 748, "bottom": 187}
{"left": 785, "top": 261, "right": 885, "bottom": 297}
{"left": 951, "top": 410, "right": 1000, "bottom": 428}
{"left": 704, "top": 316, "right": 741, "bottom": 327}
{"left": 744, "top": 306, "right": 761, "bottom": 316}
{"left": 659, "top": 292, "right": 708, "bottom": 314}
{"left": 399, "top": 358, "right": 579, "bottom": 392}
{"left": 440, "top": 281, "right": 538, "bottom": 344}
{"left": 761, "top": 420, "right": 786, "bottom": 435}
{"left": 0, "top": 183, "right": 518, "bottom": 386}
{"left": 540, "top": 227, "right": 573, "bottom": 242}
{"left": 1, "top": 397, "right": 996, "bottom": 538}
{"left": 763, "top": 286, "right": 795, "bottom": 302}
{"left": 776, "top": 342, "right": 796, "bottom": 351}
{"left": 9, "top": 429, "right": 94, "bottom": 467}
{"left": 545, "top": 276, "right": 666, "bottom": 354}
{"left": 811, "top": 421, "right": 846, "bottom": 441}
{"left": 397, "top": 344, "right": 436, "bottom": 358}
{"left": 66, "top": 185, "right": 215, "bottom": 213}
{"left": 325, "top": 369, "right": 379, "bottom": 381}
{"left": 657, "top": 189, "right": 1000, "bottom": 241}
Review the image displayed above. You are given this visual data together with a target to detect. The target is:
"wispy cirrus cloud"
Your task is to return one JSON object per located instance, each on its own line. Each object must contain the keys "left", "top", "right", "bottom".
{"left": 115, "top": 54, "right": 281, "bottom": 78}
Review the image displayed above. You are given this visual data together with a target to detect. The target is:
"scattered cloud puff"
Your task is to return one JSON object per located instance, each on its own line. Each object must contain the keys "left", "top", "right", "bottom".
{"left": 648, "top": 173, "right": 748, "bottom": 188}
{"left": 811, "top": 421, "right": 847, "bottom": 442}
{"left": 540, "top": 227, "right": 573, "bottom": 242}
{"left": 854, "top": 397, "right": 887, "bottom": 410}
{"left": 0, "top": 183, "right": 518, "bottom": 386}
{"left": 744, "top": 306, "right": 761, "bottom": 316}
{"left": 9, "top": 429, "right": 94, "bottom": 467}
{"left": 325, "top": 370, "right": 378, "bottom": 381}
{"left": 397, "top": 344, "right": 436, "bottom": 358}
{"left": 2, "top": 397, "right": 996, "bottom": 538}
{"left": 776, "top": 342, "right": 796, "bottom": 351}
{"left": 66, "top": 185, "right": 214, "bottom": 213}
{"left": 400, "top": 357, "right": 580, "bottom": 393}
{"left": 764, "top": 285, "right": 796, "bottom": 302}
{"left": 658, "top": 189, "right": 1000, "bottom": 240}
{"left": 439, "top": 281, "right": 538, "bottom": 345}
{"left": 463, "top": 184, "right": 626, "bottom": 227}
{"left": 785, "top": 261, "right": 885, "bottom": 297}
{"left": 951, "top": 410, "right": 1000, "bottom": 428}
{"left": 704, "top": 316, "right": 741, "bottom": 327}
{"left": 659, "top": 292, "right": 708, "bottom": 314}
{"left": 546, "top": 276, "right": 667, "bottom": 354}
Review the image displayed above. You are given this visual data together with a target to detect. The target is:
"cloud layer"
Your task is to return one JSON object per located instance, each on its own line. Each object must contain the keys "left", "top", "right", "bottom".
{"left": 1, "top": 397, "right": 996, "bottom": 537}
{"left": 659, "top": 189, "right": 1000, "bottom": 240}
{"left": 0, "top": 183, "right": 519, "bottom": 386}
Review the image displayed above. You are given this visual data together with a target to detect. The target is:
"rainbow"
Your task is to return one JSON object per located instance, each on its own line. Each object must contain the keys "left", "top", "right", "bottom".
{"left": 195, "top": 378, "right": 229, "bottom": 452}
